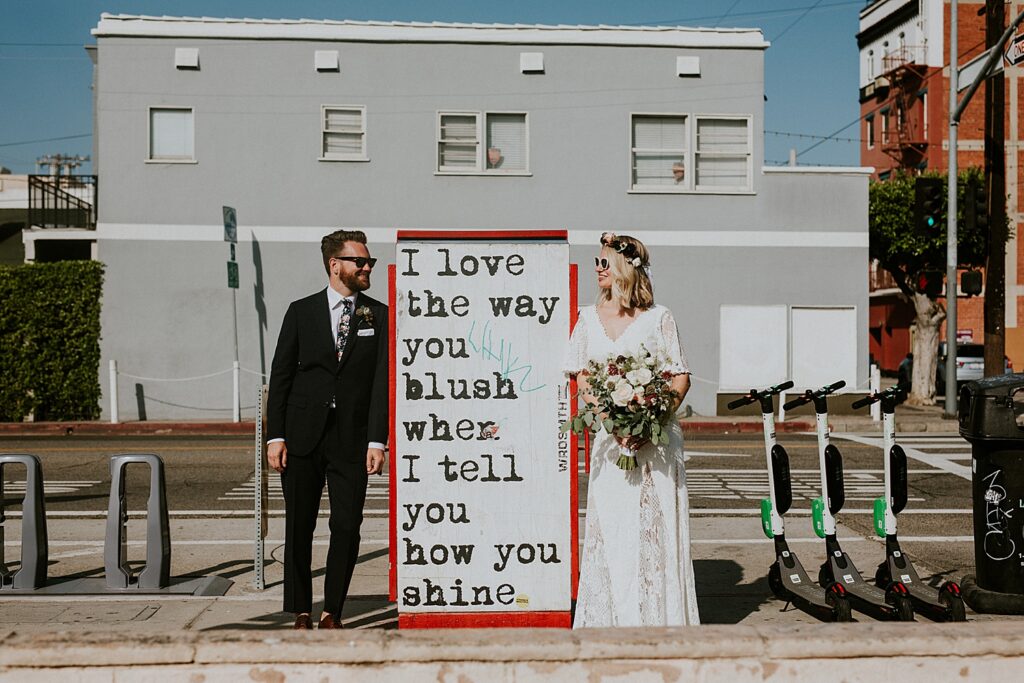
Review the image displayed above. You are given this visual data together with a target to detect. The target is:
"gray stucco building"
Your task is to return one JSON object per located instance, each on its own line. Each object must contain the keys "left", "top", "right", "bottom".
{"left": 91, "top": 14, "right": 869, "bottom": 420}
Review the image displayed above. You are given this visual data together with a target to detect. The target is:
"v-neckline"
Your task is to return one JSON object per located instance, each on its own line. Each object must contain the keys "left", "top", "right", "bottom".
{"left": 593, "top": 304, "right": 653, "bottom": 344}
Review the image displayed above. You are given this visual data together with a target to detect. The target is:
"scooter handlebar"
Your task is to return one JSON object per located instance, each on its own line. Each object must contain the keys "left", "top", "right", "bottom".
{"left": 823, "top": 380, "right": 846, "bottom": 394}
{"left": 782, "top": 393, "right": 811, "bottom": 411}
{"left": 727, "top": 395, "right": 754, "bottom": 410}
{"left": 851, "top": 394, "right": 876, "bottom": 410}
{"left": 726, "top": 380, "right": 796, "bottom": 411}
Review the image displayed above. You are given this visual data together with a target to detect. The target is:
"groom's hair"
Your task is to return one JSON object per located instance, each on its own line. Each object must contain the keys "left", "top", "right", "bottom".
{"left": 321, "top": 230, "right": 368, "bottom": 273}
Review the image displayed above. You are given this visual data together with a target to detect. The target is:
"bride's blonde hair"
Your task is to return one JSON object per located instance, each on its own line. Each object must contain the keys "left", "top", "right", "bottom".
{"left": 597, "top": 232, "right": 654, "bottom": 310}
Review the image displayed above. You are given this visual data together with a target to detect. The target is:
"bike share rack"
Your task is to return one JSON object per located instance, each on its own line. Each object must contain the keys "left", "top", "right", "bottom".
{"left": 0, "top": 454, "right": 48, "bottom": 590}
{"left": 104, "top": 453, "right": 171, "bottom": 589}
{"left": 0, "top": 451, "right": 230, "bottom": 596}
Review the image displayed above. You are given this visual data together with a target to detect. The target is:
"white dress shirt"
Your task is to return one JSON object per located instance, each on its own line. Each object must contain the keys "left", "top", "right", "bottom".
{"left": 268, "top": 285, "right": 386, "bottom": 452}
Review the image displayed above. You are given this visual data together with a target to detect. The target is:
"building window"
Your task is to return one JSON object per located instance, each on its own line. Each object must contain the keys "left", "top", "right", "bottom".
{"left": 866, "top": 115, "right": 875, "bottom": 150}
{"left": 321, "top": 106, "right": 366, "bottom": 160}
{"left": 148, "top": 107, "right": 194, "bottom": 161}
{"left": 694, "top": 116, "right": 751, "bottom": 191}
{"left": 919, "top": 92, "right": 927, "bottom": 138}
{"left": 437, "top": 112, "right": 528, "bottom": 174}
{"left": 881, "top": 108, "right": 890, "bottom": 145}
{"left": 631, "top": 114, "right": 688, "bottom": 190}
{"left": 868, "top": 49, "right": 874, "bottom": 80}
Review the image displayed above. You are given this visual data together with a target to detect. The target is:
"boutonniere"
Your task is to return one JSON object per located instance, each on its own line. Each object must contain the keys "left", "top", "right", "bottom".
{"left": 356, "top": 305, "right": 374, "bottom": 326}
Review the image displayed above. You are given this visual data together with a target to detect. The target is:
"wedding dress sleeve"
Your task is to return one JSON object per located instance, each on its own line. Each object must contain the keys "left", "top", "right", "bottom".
{"left": 563, "top": 310, "right": 589, "bottom": 376}
{"left": 659, "top": 307, "right": 691, "bottom": 375}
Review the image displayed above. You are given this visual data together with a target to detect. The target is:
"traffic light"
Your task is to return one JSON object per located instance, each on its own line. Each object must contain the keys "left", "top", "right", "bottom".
{"left": 914, "top": 176, "right": 944, "bottom": 237}
{"left": 916, "top": 270, "right": 944, "bottom": 298}
{"left": 961, "top": 269, "right": 983, "bottom": 296}
{"left": 964, "top": 181, "right": 988, "bottom": 234}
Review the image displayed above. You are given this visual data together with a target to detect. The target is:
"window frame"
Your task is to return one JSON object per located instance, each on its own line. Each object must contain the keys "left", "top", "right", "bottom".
{"left": 146, "top": 106, "right": 196, "bottom": 164}
{"left": 866, "top": 115, "right": 875, "bottom": 150}
{"left": 628, "top": 112, "right": 690, "bottom": 193}
{"left": 628, "top": 112, "right": 753, "bottom": 194}
{"left": 435, "top": 110, "right": 531, "bottom": 176}
{"left": 319, "top": 105, "right": 368, "bottom": 162}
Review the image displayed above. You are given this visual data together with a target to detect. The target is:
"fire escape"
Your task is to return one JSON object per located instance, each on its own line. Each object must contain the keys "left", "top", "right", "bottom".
{"left": 878, "top": 46, "right": 928, "bottom": 171}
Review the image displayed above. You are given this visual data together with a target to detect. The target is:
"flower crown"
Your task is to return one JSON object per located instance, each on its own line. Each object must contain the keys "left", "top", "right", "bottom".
{"left": 600, "top": 232, "right": 645, "bottom": 268}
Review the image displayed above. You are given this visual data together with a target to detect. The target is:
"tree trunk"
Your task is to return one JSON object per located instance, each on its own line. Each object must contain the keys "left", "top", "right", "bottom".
{"left": 909, "top": 292, "right": 946, "bottom": 406}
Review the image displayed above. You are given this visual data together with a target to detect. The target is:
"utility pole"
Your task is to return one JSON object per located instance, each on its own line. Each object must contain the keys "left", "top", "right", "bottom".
{"left": 983, "top": 0, "right": 1008, "bottom": 378}
{"left": 945, "top": 0, "right": 958, "bottom": 417}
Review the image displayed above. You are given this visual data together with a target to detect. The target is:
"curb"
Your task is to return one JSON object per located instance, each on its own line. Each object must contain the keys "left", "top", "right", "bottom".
{"left": 1, "top": 623, "right": 1023, "bottom": 677}
{"left": 0, "top": 421, "right": 256, "bottom": 437}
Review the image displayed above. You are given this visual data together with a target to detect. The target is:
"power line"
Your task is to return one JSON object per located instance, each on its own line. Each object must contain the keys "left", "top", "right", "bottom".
{"left": 712, "top": 0, "right": 743, "bottom": 28}
{"left": 0, "top": 133, "right": 91, "bottom": 148}
{"left": 771, "top": 0, "right": 824, "bottom": 42}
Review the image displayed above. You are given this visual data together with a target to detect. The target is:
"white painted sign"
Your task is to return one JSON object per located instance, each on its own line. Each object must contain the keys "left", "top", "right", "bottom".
{"left": 394, "top": 238, "right": 572, "bottom": 618}
{"left": 1006, "top": 32, "right": 1024, "bottom": 67}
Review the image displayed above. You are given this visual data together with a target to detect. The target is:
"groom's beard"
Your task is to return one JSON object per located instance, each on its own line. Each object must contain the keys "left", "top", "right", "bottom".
{"left": 341, "top": 269, "right": 371, "bottom": 292}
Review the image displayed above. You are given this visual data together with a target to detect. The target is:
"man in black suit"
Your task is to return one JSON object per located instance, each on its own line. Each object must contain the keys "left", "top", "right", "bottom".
{"left": 267, "top": 229, "right": 388, "bottom": 630}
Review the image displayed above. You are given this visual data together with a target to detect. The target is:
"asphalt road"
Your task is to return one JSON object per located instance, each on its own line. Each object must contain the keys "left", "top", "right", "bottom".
{"left": 0, "top": 430, "right": 977, "bottom": 582}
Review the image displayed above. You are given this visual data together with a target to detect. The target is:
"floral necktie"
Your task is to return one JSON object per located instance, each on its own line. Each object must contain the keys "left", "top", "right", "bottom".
{"left": 336, "top": 299, "right": 353, "bottom": 361}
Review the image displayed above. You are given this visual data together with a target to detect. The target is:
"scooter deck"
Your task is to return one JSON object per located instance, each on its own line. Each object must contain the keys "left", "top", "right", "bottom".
{"left": 776, "top": 548, "right": 834, "bottom": 612}
{"left": 825, "top": 551, "right": 895, "bottom": 617}
{"left": 884, "top": 552, "right": 951, "bottom": 620}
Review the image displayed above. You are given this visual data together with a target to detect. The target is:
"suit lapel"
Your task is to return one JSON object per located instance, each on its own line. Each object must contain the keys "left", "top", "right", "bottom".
{"left": 314, "top": 290, "right": 334, "bottom": 360}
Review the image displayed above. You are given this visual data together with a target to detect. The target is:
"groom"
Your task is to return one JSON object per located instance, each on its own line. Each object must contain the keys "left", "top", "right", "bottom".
{"left": 266, "top": 229, "right": 388, "bottom": 630}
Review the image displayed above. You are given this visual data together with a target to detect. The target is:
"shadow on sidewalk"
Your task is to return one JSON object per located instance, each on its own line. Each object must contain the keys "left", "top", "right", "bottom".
{"left": 201, "top": 596, "right": 396, "bottom": 631}
{"left": 695, "top": 559, "right": 771, "bottom": 624}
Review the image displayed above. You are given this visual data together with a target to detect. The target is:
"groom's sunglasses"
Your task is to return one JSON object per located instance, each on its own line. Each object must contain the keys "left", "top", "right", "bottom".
{"left": 594, "top": 257, "right": 611, "bottom": 270}
{"left": 333, "top": 256, "right": 377, "bottom": 269}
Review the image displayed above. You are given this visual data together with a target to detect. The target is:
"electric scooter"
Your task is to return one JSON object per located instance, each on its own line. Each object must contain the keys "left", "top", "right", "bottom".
{"left": 728, "top": 381, "right": 852, "bottom": 621}
{"left": 783, "top": 380, "right": 916, "bottom": 621}
{"left": 851, "top": 386, "right": 967, "bottom": 621}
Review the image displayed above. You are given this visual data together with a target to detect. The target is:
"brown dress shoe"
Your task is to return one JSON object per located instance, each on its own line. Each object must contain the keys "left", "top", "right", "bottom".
{"left": 293, "top": 614, "right": 313, "bottom": 630}
{"left": 318, "top": 612, "right": 343, "bottom": 629}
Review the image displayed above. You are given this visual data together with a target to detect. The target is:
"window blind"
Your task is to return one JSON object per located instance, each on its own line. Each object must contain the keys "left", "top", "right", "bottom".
{"left": 485, "top": 114, "right": 526, "bottom": 171}
{"left": 150, "top": 109, "right": 193, "bottom": 160}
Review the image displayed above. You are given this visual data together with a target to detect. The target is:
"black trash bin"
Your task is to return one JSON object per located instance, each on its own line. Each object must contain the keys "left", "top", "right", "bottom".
{"left": 959, "top": 373, "right": 1024, "bottom": 612}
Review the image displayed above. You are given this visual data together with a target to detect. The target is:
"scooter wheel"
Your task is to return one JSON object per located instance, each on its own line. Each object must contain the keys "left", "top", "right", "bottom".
{"left": 826, "top": 583, "right": 852, "bottom": 622}
{"left": 892, "top": 594, "right": 915, "bottom": 622}
{"left": 768, "top": 563, "right": 785, "bottom": 599}
{"left": 939, "top": 583, "right": 966, "bottom": 622}
{"left": 817, "top": 564, "right": 832, "bottom": 589}
{"left": 874, "top": 562, "right": 890, "bottom": 589}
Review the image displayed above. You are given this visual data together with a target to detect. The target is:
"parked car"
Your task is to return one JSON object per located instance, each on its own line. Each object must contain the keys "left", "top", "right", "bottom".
{"left": 935, "top": 342, "right": 1012, "bottom": 393}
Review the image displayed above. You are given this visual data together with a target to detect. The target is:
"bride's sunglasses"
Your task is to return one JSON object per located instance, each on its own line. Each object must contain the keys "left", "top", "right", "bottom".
{"left": 594, "top": 257, "right": 611, "bottom": 270}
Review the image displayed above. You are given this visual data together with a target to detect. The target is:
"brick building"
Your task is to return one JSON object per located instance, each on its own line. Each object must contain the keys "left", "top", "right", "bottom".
{"left": 858, "top": 0, "right": 1021, "bottom": 371}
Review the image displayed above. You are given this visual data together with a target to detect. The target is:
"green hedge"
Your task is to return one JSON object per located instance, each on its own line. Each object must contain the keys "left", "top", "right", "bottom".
{"left": 0, "top": 261, "right": 104, "bottom": 421}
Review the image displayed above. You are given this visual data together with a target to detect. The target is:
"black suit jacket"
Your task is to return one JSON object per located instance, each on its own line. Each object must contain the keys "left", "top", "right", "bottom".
{"left": 267, "top": 289, "right": 389, "bottom": 458}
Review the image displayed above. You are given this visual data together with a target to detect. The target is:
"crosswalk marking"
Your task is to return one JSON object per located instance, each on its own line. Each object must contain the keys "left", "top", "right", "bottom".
{"left": 1, "top": 480, "right": 100, "bottom": 495}
{"left": 833, "top": 433, "right": 972, "bottom": 480}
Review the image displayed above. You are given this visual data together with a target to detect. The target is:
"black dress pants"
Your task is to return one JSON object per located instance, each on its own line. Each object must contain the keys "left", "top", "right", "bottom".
{"left": 281, "top": 410, "right": 368, "bottom": 615}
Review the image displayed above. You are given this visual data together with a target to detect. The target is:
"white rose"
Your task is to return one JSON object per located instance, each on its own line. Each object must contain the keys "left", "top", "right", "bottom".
{"left": 626, "top": 367, "right": 653, "bottom": 387}
{"left": 611, "top": 383, "right": 635, "bottom": 406}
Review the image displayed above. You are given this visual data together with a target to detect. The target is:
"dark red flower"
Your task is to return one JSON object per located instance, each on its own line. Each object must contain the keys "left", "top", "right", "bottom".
{"left": 661, "top": 371, "right": 673, "bottom": 379}
{"left": 608, "top": 365, "right": 620, "bottom": 375}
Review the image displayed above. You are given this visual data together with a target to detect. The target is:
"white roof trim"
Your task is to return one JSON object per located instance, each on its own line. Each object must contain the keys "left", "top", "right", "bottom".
{"left": 92, "top": 14, "right": 768, "bottom": 49}
{"left": 763, "top": 166, "right": 875, "bottom": 176}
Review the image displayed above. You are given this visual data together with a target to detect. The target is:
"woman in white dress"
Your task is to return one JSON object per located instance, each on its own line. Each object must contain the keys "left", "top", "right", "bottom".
{"left": 565, "top": 232, "right": 700, "bottom": 627}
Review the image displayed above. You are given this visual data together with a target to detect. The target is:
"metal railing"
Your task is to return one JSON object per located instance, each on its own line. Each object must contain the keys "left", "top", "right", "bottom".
{"left": 27, "top": 174, "right": 97, "bottom": 230}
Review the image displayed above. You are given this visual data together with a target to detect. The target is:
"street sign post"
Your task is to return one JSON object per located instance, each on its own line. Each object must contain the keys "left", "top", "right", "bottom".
{"left": 223, "top": 206, "right": 237, "bottom": 243}
{"left": 222, "top": 205, "right": 241, "bottom": 421}
{"left": 957, "top": 47, "right": 1003, "bottom": 93}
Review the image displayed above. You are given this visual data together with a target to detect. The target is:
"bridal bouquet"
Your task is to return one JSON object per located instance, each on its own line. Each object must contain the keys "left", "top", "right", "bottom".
{"left": 562, "top": 344, "right": 680, "bottom": 470}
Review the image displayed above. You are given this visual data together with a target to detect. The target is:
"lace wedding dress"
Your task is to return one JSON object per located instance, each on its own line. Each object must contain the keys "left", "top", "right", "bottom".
{"left": 565, "top": 304, "right": 700, "bottom": 627}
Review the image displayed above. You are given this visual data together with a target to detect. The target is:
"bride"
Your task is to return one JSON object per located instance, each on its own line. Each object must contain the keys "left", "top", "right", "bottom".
{"left": 564, "top": 232, "right": 700, "bottom": 627}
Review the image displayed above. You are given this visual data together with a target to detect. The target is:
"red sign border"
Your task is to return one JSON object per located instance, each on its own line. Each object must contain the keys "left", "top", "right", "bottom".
{"left": 388, "top": 231, "right": 578, "bottom": 628}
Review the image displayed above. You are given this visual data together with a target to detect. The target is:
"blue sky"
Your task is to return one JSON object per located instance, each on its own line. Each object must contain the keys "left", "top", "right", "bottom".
{"left": 0, "top": 0, "right": 864, "bottom": 174}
